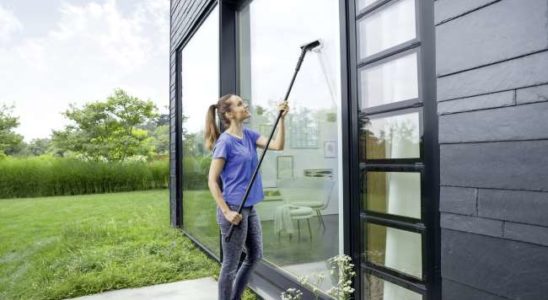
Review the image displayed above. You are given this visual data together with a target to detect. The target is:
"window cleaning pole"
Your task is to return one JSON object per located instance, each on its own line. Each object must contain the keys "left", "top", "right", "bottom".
{"left": 225, "top": 40, "right": 322, "bottom": 242}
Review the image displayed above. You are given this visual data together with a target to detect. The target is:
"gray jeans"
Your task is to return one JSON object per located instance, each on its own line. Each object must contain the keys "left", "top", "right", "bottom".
{"left": 217, "top": 204, "right": 263, "bottom": 300}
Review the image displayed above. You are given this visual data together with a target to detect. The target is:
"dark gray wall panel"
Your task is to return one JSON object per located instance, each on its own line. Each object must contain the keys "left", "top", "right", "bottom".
{"left": 504, "top": 222, "right": 548, "bottom": 247}
{"left": 442, "top": 279, "right": 508, "bottom": 300}
{"left": 440, "top": 186, "right": 477, "bottom": 215}
{"left": 436, "top": 1, "right": 548, "bottom": 299}
{"left": 437, "top": 90, "right": 514, "bottom": 115}
{"left": 440, "top": 141, "right": 548, "bottom": 191}
{"left": 441, "top": 213, "right": 502, "bottom": 237}
{"left": 437, "top": 50, "right": 548, "bottom": 101}
{"left": 516, "top": 83, "right": 548, "bottom": 105}
{"left": 434, "top": 0, "right": 498, "bottom": 25}
{"left": 441, "top": 229, "right": 548, "bottom": 299}
{"left": 439, "top": 101, "right": 548, "bottom": 143}
{"left": 478, "top": 189, "right": 548, "bottom": 227}
{"left": 436, "top": 0, "right": 548, "bottom": 76}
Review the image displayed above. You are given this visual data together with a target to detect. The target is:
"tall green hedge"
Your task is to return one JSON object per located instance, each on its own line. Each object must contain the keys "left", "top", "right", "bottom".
{"left": 0, "top": 156, "right": 169, "bottom": 199}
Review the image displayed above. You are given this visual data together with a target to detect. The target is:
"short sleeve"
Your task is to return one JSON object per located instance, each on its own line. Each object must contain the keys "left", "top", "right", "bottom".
{"left": 245, "top": 128, "right": 261, "bottom": 145}
{"left": 212, "top": 138, "right": 228, "bottom": 159}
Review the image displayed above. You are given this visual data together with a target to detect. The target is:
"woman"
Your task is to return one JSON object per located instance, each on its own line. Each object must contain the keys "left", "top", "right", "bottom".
{"left": 205, "top": 94, "right": 289, "bottom": 300}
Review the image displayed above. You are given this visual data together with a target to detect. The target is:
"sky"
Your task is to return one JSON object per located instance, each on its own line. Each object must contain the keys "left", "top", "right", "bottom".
{"left": 0, "top": 0, "right": 170, "bottom": 142}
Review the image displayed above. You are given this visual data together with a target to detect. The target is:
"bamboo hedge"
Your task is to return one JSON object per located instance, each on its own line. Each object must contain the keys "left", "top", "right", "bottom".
{"left": 0, "top": 156, "right": 169, "bottom": 199}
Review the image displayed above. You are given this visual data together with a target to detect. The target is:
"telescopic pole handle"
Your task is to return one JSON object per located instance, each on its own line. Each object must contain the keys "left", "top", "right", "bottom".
{"left": 225, "top": 48, "right": 309, "bottom": 242}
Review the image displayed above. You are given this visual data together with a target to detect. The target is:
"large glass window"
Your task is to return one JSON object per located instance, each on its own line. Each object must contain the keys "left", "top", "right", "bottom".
{"left": 180, "top": 6, "right": 220, "bottom": 256}
{"left": 238, "top": 0, "right": 342, "bottom": 294}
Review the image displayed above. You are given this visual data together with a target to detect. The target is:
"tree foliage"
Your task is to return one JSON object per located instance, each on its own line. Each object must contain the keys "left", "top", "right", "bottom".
{"left": 52, "top": 89, "right": 159, "bottom": 162}
{"left": 0, "top": 104, "right": 24, "bottom": 158}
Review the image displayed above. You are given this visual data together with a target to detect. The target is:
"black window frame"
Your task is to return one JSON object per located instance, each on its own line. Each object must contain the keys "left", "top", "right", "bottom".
{"left": 172, "top": 0, "right": 440, "bottom": 298}
{"left": 175, "top": 0, "right": 221, "bottom": 261}
{"left": 350, "top": 0, "right": 440, "bottom": 298}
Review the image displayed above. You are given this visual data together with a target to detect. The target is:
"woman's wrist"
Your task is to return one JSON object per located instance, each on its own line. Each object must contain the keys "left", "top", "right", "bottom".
{"left": 219, "top": 203, "right": 230, "bottom": 214}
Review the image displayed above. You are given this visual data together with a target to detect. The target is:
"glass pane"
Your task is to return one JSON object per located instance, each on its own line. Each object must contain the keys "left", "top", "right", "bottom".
{"left": 364, "top": 223, "right": 422, "bottom": 278}
{"left": 358, "top": 0, "right": 416, "bottom": 59}
{"left": 361, "top": 112, "right": 420, "bottom": 160}
{"left": 239, "top": 0, "right": 342, "bottom": 294}
{"left": 363, "top": 273, "right": 423, "bottom": 300}
{"left": 360, "top": 52, "right": 418, "bottom": 109}
{"left": 181, "top": 6, "right": 220, "bottom": 256}
{"left": 356, "top": 0, "right": 382, "bottom": 12}
{"left": 363, "top": 172, "right": 421, "bottom": 219}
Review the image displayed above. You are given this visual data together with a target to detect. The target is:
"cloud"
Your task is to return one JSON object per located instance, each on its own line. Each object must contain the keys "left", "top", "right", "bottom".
{"left": 0, "top": 0, "right": 170, "bottom": 142}
{"left": 0, "top": 5, "right": 23, "bottom": 44}
{"left": 49, "top": 0, "right": 168, "bottom": 69}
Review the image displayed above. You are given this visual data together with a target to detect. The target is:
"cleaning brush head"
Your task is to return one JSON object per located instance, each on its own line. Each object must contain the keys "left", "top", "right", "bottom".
{"left": 300, "top": 39, "right": 322, "bottom": 51}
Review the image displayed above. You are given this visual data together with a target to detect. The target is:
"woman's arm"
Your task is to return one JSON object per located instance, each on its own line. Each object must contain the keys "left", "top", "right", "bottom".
{"left": 257, "top": 101, "right": 288, "bottom": 150}
{"left": 208, "top": 158, "right": 242, "bottom": 225}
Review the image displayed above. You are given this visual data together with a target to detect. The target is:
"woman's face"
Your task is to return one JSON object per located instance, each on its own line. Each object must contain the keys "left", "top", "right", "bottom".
{"left": 227, "top": 95, "right": 250, "bottom": 122}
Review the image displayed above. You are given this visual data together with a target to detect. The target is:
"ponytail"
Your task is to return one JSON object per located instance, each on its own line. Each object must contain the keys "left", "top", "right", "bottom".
{"left": 205, "top": 104, "right": 220, "bottom": 151}
{"left": 204, "top": 93, "right": 234, "bottom": 151}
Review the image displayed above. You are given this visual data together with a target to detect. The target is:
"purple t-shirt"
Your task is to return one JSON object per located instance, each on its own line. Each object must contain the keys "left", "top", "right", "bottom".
{"left": 212, "top": 127, "right": 264, "bottom": 207}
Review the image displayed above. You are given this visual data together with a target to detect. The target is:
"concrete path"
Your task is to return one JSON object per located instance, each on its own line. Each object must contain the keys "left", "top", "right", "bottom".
{"left": 69, "top": 277, "right": 217, "bottom": 300}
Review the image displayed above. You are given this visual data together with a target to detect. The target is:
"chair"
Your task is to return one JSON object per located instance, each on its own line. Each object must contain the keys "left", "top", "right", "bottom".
{"left": 273, "top": 203, "right": 314, "bottom": 241}
{"left": 278, "top": 177, "right": 335, "bottom": 231}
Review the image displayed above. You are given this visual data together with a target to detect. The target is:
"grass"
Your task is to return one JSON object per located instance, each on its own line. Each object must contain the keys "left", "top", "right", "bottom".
{"left": 183, "top": 190, "right": 221, "bottom": 256}
{"left": 0, "top": 189, "right": 258, "bottom": 300}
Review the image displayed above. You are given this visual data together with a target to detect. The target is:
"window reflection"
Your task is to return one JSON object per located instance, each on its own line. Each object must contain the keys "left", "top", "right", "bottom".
{"left": 361, "top": 112, "right": 420, "bottom": 160}
{"left": 365, "top": 223, "right": 422, "bottom": 279}
{"left": 358, "top": 0, "right": 416, "bottom": 59}
{"left": 356, "top": 0, "right": 382, "bottom": 12}
{"left": 363, "top": 273, "right": 423, "bottom": 300}
{"left": 363, "top": 172, "right": 421, "bottom": 219}
{"left": 360, "top": 52, "right": 418, "bottom": 108}
{"left": 239, "top": 0, "right": 342, "bottom": 293}
{"left": 181, "top": 6, "right": 220, "bottom": 256}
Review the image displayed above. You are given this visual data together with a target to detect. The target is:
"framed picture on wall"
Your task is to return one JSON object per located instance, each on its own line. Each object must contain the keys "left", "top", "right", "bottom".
{"left": 324, "top": 141, "right": 336, "bottom": 158}
{"left": 276, "top": 156, "right": 294, "bottom": 179}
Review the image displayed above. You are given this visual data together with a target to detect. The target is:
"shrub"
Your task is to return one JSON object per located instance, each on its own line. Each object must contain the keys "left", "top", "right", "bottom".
{"left": 0, "top": 156, "right": 169, "bottom": 199}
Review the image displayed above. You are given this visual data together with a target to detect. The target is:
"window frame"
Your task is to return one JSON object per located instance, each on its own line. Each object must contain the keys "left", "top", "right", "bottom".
{"left": 351, "top": 0, "right": 440, "bottom": 298}
{"left": 175, "top": 1, "right": 221, "bottom": 260}
{"left": 171, "top": 0, "right": 440, "bottom": 298}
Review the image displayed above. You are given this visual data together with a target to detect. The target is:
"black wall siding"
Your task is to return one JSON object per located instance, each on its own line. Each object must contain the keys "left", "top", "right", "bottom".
{"left": 436, "top": 0, "right": 548, "bottom": 298}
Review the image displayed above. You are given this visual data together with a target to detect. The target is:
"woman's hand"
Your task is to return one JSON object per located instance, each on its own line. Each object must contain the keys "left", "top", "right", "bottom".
{"left": 278, "top": 101, "right": 289, "bottom": 118}
{"left": 224, "top": 209, "right": 242, "bottom": 225}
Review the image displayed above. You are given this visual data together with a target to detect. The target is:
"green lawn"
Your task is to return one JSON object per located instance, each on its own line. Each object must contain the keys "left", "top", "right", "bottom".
{"left": 0, "top": 189, "right": 257, "bottom": 300}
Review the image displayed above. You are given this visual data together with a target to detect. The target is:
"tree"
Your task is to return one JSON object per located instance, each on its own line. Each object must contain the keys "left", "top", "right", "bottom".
{"left": 28, "top": 138, "right": 52, "bottom": 156}
{"left": 52, "top": 89, "right": 159, "bottom": 162}
{"left": 148, "top": 124, "right": 169, "bottom": 158}
{"left": 0, "top": 104, "right": 24, "bottom": 158}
